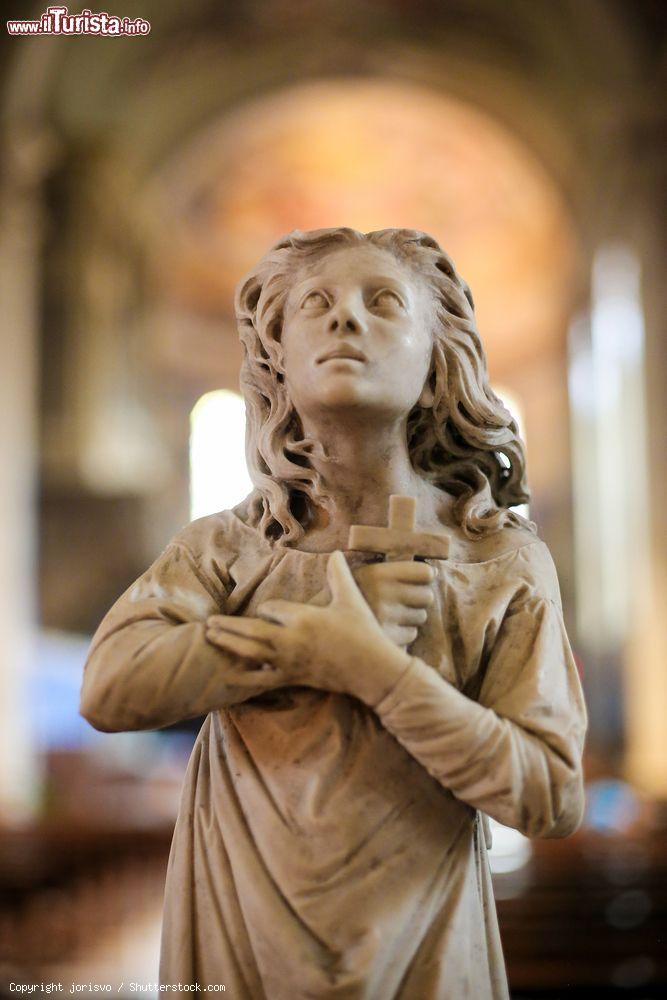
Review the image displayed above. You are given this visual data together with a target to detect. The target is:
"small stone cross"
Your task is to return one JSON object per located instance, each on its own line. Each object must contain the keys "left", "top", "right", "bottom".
{"left": 347, "top": 495, "right": 450, "bottom": 562}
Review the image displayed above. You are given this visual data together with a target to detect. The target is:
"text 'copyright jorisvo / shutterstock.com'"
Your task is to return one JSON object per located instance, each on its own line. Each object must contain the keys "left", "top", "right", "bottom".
{"left": 8, "top": 985, "right": 227, "bottom": 994}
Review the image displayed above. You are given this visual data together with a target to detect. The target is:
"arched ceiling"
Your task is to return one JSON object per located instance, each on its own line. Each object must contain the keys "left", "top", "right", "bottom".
{"left": 2, "top": 0, "right": 654, "bottom": 202}
{"left": 147, "top": 78, "right": 578, "bottom": 377}
{"left": 1, "top": 0, "right": 661, "bottom": 388}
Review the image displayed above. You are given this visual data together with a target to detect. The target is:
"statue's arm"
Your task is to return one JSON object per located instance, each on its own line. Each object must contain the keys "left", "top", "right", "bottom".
{"left": 79, "top": 540, "right": 283, "bottom": 733}
{"left": 370, "top": 593, "right": 587, "bottom": 839}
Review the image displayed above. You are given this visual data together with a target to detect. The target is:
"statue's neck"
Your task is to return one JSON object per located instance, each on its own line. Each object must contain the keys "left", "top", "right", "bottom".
{"left": 298, "top": 411, "right": 428, "bottom": 533}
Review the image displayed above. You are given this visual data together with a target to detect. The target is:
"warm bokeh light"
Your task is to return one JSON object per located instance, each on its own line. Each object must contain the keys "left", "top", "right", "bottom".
{"left": 189, "top": 389, "right": 252, "bottom": 520}
{"left": 487, "top": 818, "right": 533, "bottom": 875}
{"left": 153, "top": 78, "right": 578, "bottom": 375}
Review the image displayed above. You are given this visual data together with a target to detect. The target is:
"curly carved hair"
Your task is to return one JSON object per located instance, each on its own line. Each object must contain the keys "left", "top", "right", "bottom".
{"left": 235, "top": 227, "right": 533, "bottom": 545}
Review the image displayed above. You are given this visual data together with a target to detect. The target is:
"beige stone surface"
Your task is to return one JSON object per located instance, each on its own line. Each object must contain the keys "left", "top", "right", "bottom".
{"left": 81, "top": 229, "right": 586, "bottom": 997}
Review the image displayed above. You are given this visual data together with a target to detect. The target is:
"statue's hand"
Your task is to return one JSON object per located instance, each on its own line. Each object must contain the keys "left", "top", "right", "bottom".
{"left": 353, "top": 559, "right": 434, "bottom": 648}
{"left": 205, "top": 551, "right": 411, "bottom": 705}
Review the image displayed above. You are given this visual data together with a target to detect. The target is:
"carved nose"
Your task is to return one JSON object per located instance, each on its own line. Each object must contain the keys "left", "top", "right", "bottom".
{"left": 329, "top": 313, "right": 360, "bottom": 333}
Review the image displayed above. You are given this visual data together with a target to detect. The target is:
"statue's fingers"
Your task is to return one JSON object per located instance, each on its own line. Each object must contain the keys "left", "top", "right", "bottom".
{"left": 222, "top": 662, "right": 286, "bottom": 687}
{"left": 257, "top": 599, "right": 304, "bottom": 625}
{"left": 206, "top": 627, "right": 273, "bottom": 663}
{"left": 393, "top": 583, "right": 435, "bottom": 608}
{"left": 208, "top": 615, "right": 280, "bottom": 644}
{"left": 372, "top": 561, "right": 435, "bottom": 584}
{"left": 392, "top": 605, "right": 428, "bottom": 627}
{"left": 385, "top": 624, "right": 418, "bottom": 648}
{"left": 327, "top": 550, "right": 363, "bottom": 606}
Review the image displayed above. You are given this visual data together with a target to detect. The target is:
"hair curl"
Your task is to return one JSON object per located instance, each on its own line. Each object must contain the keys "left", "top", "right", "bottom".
{"left": 235, "top": 227, "right": 533, "bottom": 545}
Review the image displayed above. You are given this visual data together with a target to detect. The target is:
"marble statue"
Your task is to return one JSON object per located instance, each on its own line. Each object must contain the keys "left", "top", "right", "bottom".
{"left": 80, "top": 228, "right": 587, "bottom": 998}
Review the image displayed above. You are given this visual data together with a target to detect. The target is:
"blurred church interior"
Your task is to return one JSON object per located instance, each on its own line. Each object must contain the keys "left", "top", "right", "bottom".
{"left": 1, "top": 0, "right": 666, "bottom": 994}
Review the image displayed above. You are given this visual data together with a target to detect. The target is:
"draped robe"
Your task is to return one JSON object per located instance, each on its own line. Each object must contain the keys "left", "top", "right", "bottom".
{"left": 80, "top": 505, "right": 587, "bottom": 999}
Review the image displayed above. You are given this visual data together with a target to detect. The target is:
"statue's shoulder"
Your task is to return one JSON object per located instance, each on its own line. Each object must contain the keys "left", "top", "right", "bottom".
{"left": 442, "top": 515, "right": 542, "bottom": 568}
{"left": 442, "top": 513, "right": 562, "bottom": 603}
{"left": 171, "top": 494, "right": 271, "bottom": 567}
{"left": 422, "top": 487, "right": 539, "bottom": 567}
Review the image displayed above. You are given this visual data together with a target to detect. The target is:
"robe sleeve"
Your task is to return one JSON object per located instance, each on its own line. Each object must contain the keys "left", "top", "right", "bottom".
{"left": 372, "top": 542, "right": 587, "bottom": 839}
{"left": 80, "top": 538, "right": 281, "bottom": 733}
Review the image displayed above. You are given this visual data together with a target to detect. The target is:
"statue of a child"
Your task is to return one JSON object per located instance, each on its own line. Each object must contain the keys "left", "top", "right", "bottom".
{"left": 81, "top": 228, "right": 587, "bottom": 998}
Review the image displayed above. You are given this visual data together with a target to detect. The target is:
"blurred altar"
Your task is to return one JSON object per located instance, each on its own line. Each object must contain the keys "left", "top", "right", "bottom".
{"left": 1, "top": 0, "right": 666, "bottom": 995}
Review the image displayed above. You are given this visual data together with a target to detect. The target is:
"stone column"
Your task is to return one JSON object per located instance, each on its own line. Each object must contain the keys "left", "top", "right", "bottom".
{"left": 0, "top": 130, "right": 50, "bottom": 823}
{"left": 624, "top": 203, "right": 667, "bottom": 797}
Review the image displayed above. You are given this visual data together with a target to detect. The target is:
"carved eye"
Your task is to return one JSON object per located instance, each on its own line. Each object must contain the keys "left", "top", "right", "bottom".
{"left": 301, "top": 290, "right": 329, "bottom": 309}
{"left": 371, "top": 289, "right": 404, "bottom": 309}
{"left": 437, "top": 259, "right": 455, "bottom": 279}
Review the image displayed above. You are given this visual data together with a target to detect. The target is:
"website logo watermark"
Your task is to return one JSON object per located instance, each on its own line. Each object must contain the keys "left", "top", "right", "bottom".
{"left": 7, "top": 5, "right": 151, "bottom": 36}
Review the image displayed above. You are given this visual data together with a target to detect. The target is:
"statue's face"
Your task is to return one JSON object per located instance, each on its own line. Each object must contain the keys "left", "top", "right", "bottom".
{"left": 281, "top": 245, "right": 435, "bottom": 424}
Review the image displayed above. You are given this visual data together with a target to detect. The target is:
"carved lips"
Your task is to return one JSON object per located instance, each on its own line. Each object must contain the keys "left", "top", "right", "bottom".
{"left": 317, "top": 344, "right": 368, "bottom": 364}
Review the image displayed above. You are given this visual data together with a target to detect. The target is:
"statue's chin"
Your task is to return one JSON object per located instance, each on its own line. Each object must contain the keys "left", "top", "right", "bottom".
{"left": 290, "top": 365, "right": 420, "bottom": 421}
{"left": 303, "top": 389, "right": 414, "bottom": 423}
